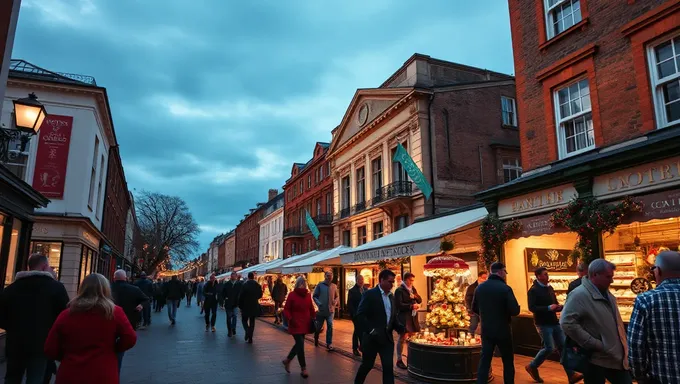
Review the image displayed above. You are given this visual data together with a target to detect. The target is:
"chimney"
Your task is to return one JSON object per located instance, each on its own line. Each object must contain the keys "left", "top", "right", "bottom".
{"left": 268, "top": 188, "right": 278, "bottom": 201}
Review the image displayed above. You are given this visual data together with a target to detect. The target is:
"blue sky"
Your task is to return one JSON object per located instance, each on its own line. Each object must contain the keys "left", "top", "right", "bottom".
{"left": 13, "top": 0, "right": 514, "bottom": 252}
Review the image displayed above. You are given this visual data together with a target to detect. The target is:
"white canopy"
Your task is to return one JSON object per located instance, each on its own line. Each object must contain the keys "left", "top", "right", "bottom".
{"left": 340, "top": 206, "right": 487, "bottom": 264}
{"left": 281, "top": 246, "right": 350, "bottom": 274}
{"left": 265, "top": 250, "right": 321, "bottom": 274}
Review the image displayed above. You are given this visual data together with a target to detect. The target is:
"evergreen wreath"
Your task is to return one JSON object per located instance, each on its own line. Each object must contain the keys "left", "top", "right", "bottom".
{"left": 478, "top": 215, "right": 521, "bottom": 269}
{"left": 550, "top": 196, "right": 643, "bottom": 264}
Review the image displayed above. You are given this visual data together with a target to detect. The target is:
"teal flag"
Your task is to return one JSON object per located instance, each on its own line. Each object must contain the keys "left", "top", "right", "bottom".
{"left": 305, "top": 210, "right": 320, "bottom": 240}
{"left": 392, "top": 143, "right": 433, "bottom": 200}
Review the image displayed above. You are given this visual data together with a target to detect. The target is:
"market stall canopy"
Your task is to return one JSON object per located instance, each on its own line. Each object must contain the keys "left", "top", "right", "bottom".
{"left": 340, "top": 206, "right": 487, "bottom": 265}
{"left": 281, "top": 246, "right": 350, "bottom": 274}
{"left": 265, "top": 250, "right": 321, "bottom": 274}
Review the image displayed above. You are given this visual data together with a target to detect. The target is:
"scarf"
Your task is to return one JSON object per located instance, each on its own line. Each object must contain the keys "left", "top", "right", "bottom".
{"left": 401, "top": 282, "right": 413, "bottom": 294}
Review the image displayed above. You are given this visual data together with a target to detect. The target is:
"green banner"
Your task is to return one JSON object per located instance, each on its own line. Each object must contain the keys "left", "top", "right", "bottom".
{"left": 392, "top": 143, "right": 433, "bottom": 200}
{"left": 305, "top": 210, "right": 320, "bottom": 240}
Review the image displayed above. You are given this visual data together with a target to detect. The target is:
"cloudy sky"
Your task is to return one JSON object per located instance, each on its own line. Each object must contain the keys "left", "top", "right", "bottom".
{"left": 13, "top": 0, "right": 514, "bottom": 251}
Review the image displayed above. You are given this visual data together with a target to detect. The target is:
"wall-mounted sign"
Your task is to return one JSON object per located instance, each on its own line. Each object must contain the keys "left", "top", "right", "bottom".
{"left": 593, "top": 157, "right": 680, "bottom": 199}
{"left": 525, "top": 247, "right": 574, "bottom": 273}
{"left": 340, "top": 238, "right": 440, "bottom": 264}
{"left": 31, "top": 115, "right": 73, "bottom": 199}
{"left": 508, "top": 213, "right": 570, "bottom": 239}
{"left": 498, "top": 184, "right": 577, "bottom": 219}
{"left": 621, "top": 188, "right": 680, "bottom": 224}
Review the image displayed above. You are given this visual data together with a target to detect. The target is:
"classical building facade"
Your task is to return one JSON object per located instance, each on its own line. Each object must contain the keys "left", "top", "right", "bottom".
{"left": 327, "top": 54, "right": 519, "bottom": 247}
{"left": 283, "top": 142, "right": 334, "bottom": 256}
{"left": 223, "top": 230, "right": 236, "bottom": 269}
{"left": 258, "top": 189, "right": 284, "bottom": 263}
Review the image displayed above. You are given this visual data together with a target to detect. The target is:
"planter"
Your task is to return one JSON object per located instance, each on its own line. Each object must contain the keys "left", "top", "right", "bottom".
{"left": 407, "top": 342, "right": 491, "bottom": 383}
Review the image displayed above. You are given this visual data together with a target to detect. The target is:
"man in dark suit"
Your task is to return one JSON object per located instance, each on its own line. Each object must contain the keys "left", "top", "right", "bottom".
{"left": 347, "top": 274, "right": 366, "bottom": 356}
{"left": 111, "top": 269, "right": 148, "bottom": 373}
{"left": 238, "top": 272, "right": 262, "bottom": 343}
{"left": 223, "top": 272, "right": 243, "bottom": 337}
{"left": 354, "top": 270, "right": 405, "bottom": 384}
{"left": 472, "top": 262, "right": 521, "bottom": 384}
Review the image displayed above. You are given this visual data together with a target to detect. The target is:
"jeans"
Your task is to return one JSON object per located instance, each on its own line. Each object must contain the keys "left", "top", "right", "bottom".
{"left": 469, "top": 313, "right": 481, "bottom": 335}
{"left": 314, "top": 313, "right": 334, "bottom": 345}
{"left": 242, "top": 315, "right": 256, "bottom": 340}
{"left": 274, "top": 301, "right": 283, "bottom": 323}
{"left": 477, "top": 335, "right": 514, "bottom": 384}
{"left": 204, "top": 301, "right": 217, "bottom": 327}
{"left": 142, "top": 301, "right": 151, "bottom": 326}
{"left": 4, "top": 354, "right": 48, "bottom": 384}
{"left": 583, "top": 365, "right": 632, "bottom": 384}
{"left": 287, "top": 334, "right": 307, "bottom": 368}
{"left": 167, "top": 299, "right": 179, "bottom": 321}
{"left": 530, "top": 324, "right": 574, "bottom": 376}
{"left": 117, "top": 351, "right": 124, "bottom": 373}
{"left": 397, "top": 332, "right": 409, "bottom": 363}
{"left": 351, "top": 317, "right": 362, "bottom": 352}
{"left": 226, "top": 307, "right": 239, "bottom": 333}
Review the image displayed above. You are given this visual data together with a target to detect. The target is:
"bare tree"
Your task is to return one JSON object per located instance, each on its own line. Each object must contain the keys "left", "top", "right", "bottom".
{"left": 135, "top": 191, "right": 200, "bottom": 273}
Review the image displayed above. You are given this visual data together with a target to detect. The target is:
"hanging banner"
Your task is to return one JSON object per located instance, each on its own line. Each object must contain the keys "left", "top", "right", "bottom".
{"left": 305, "top": 210, "right": 320, "bottom": 240}
{"left": 392, "top": 143, "right": 432, "bottom": 200}
{"left": 31, "top": 115, "right": 73, "bottom": 199}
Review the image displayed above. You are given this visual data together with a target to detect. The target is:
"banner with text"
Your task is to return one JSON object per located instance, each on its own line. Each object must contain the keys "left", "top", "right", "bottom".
{"left": 31, "top": 115, "right": 74, "bottom": 199}
{"left": 305, "top": 210, "right": 320, "bottom": 240}
{"left": 525, "top": 247, "right": 573, "bottom": 273}
{"left": 393, "top": 143, "right": 432, "bottom": 200}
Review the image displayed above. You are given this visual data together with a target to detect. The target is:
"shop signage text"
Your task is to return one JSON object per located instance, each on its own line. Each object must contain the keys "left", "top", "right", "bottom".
{"left": 525, "top": 248, "right": 573, "bottom": 273}
{"left": 594, "top": 157, "right": 680, "bottom": 198}
{"left": 349, "top": 244, "right": 416, "bottom": 263}
{"left": 498, "top": 185, "right": 577, "bottom": 219}
{"left": 508, "top": 213, "right": 569, "bottom": 239}
{"left": 623, "top": 189, "right": 680, "bottom": 223}
{"left": 31, "top": 115, "right": 74, "bottom": 199}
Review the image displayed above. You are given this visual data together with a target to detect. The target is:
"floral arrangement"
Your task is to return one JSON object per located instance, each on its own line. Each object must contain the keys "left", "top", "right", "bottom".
{"left": 550, "top": 197, "right": 643, "bottom": 264}
{"left": 378, "top": 257, "right": 409, "bottom": 270}
{"left": 426, "top": 276, "right": 470, "bottom": 329}
{"left": 478, "top": 215, "right": 521, "bottom": 269}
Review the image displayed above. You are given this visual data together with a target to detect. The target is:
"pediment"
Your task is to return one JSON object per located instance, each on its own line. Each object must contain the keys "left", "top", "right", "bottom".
{"left": 328, "top": 88, "right": 413, "bottom": 154}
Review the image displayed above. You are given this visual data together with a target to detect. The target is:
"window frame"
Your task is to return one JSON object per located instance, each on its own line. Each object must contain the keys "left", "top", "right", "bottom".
{"left": 357, "top": 226, "right": 367, "bottom": 246}
{"left": 372, "top": 221, "right": 384, "bottom": 240}
{"left": 501, "top": 96, "right": 518, "bottom": 127}
{"left": 341, "top": 176, "right": 350, "bottom": 210}
{"left": 371, "top": 156, "right": 382, "bottom": 198}
{"left": 553, "top": 78, "right": 595, "bottom": 159}
{"left": 356, "top": 167, "right": 366, "bottom": 204}
{"left": 544, "top": 0, "right": 583, "bottom": 40}
{"left": 502, "top": 157, "right": 523, "bottom": 183}
{"left": 647, "top": 31, "right": 680, "bottom": 129}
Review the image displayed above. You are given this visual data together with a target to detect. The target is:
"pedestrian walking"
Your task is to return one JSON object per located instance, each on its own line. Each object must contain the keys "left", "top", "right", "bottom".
{"left": 239, "top": 272, "right": 262, "bottom": 343}
{"left": 525, "top": 267, "right": 582, "bottom": 383}
{"left": 217, "top": 278, "right": 225, "bottom": 309}
{"left": 153, "top": 279, "right": 164, "bottom": 312}
{"left": 196, "top": 277, "right": 206, "bottom": 314}
{"left": 203, "top": 274, "right": 219, "bottom": 332}
{"left": 353, "top": 269, "right": 404, "bottom": 384}
{"left": 44, "top": 273, "right": 137, "bottom": 384}
{"left": 111, "top": 269, "right": 147, "bottom": 371}
{"left": 347, "top": 274, "right": 366, "bottom": 357}
{"left": 561, "top": 259, "right": 631, "bottom": 384}
{"left": 394, "top": 272, "right": 422, "bottom": 370}
{"left": 0, "top": 254, "right": 69, "bottom": 384}
{"left": 627, "top": 250, "right": 680, "bottom": 384}
{"left": 164, "top": 275, "right": 184, "bottom": 325}
{"left": 282, "top": 276, "right": 315, "bottom": 379}
{"left": 312, "top": 270, "right": 339, "bottom": 350}
{"left": 223, "top": 272, "right": 243, "bottom": 337}
{"left": 567, "top": 262, "right": 587, "bottom": 295}
{"left": 133, "top": 271, "right": 154, "bottom": 328}
{"left": 472, "top": 262, "right": 521, "bottom": 384}
{"left": 465, "top": 270, "right": 487, "bottom": 335}
{"left": 185, "top": 280, "right": 193, "bottom": 307}
{"left": 272, "top": 277, "right": 288, "bottom": 325}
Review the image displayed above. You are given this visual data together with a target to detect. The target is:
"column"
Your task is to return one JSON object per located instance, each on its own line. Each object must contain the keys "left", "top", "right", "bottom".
{"left": 364, "top": 153, "right": 371, "bottom": 202}
{"left": 382, "top": 141, "right": 390, "bottom": 187}
{"left": 349, "top": 161, "right": 356, "bottom": 208}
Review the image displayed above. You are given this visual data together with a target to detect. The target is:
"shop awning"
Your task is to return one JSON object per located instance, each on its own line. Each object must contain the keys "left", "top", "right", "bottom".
{"left": 265, "top": 250, "right": 321, "bottom": 274}
{"left": 281, "top": 246, "right": 350, "bottom": 274}
{"left": 340, "top": 206, "right": 487, "bottom": 265}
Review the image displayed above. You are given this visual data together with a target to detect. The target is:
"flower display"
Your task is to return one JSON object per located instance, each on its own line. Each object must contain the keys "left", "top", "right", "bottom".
{"left": 424, "top": 256, "right": 471, "bottom": 330}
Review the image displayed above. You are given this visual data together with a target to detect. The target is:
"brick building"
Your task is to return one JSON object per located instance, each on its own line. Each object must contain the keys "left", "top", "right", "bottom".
{"left": 235, "top": 200, "right": 265, "bottom": 267}
{"left": 101, "top": 146, "right": 131, "bottom": 279}
{"left": 476, "top": 0, "right": 680, "bottom": 357}
{"left": 223, "top": 230, "right": 236, "bottom": 269}
{"left": 327, "top": 53, "right": 520, "bottom": 248}
{"left": 283, "top": 142, "right": 334, "bottom": 257}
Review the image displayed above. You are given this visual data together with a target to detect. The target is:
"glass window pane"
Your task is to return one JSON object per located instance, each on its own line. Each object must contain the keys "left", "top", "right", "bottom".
{"left": 573, "top": 1, "right": 582, "bottom": 23}
{"left": 569, "top": 83, "right": 580, "bottom": 99}
{"left": 656, "top": 41, "right": 674, "bottom": 63}
{"left": 558, "top": 88, "right": 569, "bottom": 105}
{"left": 658, "top": 60, "right": 677, "bottom": 79}
{"left": 663, "top": 81, "right": 680, "bottom": 103}
{"left": 571, "top": 99, "right": 582, "bottom": 114}
{"left": 582, "top": 94, "right": 591, "bottom": 111}
{"left": 560, "top": 102, "right": 571, "bottom": 119}
{"left": 666, "top": 100, "right": 680, "bottom": 123}
{"left": 566, "top": 134, "right": 576, "bottom": 153}
{"left": 31, "top": 241, "right": 62, "bottom": 279}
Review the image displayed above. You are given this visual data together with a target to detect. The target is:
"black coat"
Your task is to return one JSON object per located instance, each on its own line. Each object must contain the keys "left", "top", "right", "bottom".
{"left": 0, "top": 271, "right": 69, "bottom": 357}
{"left": 271, "top": 281, "right": 287, "bottom": 303}
{"left": 527, "top": 280, "right": 559, "bottom": 326}
{"left": 465, "top": 281, "right": 479, "bottom": 310}
{"left": 223, "top": 280, "right": 242, "bottom": 309}
{"left": 134, "top": 278, "right": 154, "bottom": 299}
{"left": 355, "top": 286, "right": 405, "bottom": 346}
{"left": 346, "top": 284, "right": 365, "bottom": 317}
{"left": 111, "top": 280, "right": 148, "bottom": 330}
{"left": 203, "top": 281, "right": 219, "bottom": 304}
{"left": 394, "top": 285, "right": 422, "bottom": 333}
{"left": 238, "top": 279, "right": 262, "bottom": 317}
{"left": 164, "top": 279, "right": 184, "bottom": 300}
{"left": 471, "top": 274, "right": 520, "bottom": 339}
{"left": 567, "top": 277, "right": 582, "bottom": 295}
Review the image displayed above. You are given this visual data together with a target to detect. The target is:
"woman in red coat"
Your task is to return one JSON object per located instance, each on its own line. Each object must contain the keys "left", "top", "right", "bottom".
{"left": 44, "top": 273, "right": 137, "bottom": 384}
{"left": 282, "top": 276, "right": 315, "bottom": 378}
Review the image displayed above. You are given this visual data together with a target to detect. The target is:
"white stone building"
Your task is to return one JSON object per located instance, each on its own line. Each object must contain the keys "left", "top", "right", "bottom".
{"left": 258, "top": 189, "right": 284, "bottom": 264}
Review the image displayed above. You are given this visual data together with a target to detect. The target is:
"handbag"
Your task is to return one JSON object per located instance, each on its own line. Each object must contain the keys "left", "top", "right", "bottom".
{"left": 561, "top": 336, "right": 591, "bottom": 373}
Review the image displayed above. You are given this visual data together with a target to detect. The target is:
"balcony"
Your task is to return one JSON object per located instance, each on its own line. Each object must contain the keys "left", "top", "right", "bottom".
{"left": 352, "top": 201, "right": 367, "bottom": 215}
{"left": 313, "top": 214, "right": 333, "bottom": 226}
{"left": 283, "top": 226, "right": 303, "bottom": 238}
{"left": 373, "top": 181, "right": 413, "bottom": 204}
{"left": 338, "top": 207, "right": 351, "bottom": 220}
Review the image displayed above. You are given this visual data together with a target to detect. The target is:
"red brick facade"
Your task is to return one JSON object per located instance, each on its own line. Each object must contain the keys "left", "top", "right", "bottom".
{"left": 101, "top": 147, "right": 130, "bottom": 259}
{"left": 509, "top": 0, "right": 677, "bottom": 171}
{"left": 235, "top": 205, "right": 263, "bottom": 266}
{"left": 283, "top": 142, "right": 333, "bottom": 257}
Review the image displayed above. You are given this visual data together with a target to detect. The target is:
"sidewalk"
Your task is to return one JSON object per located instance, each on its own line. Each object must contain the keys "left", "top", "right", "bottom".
{"left": 258, "top": 316, "right": 573, "bottom": 384}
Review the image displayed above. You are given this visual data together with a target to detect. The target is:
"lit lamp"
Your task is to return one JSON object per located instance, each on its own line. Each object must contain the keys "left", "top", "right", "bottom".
{"left": 13, "top": 93, "right": 47, "bottom": 134}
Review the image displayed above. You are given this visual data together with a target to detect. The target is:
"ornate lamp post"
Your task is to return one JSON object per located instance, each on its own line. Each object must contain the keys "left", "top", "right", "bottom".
{"left": 0, "top": 93, "right": 47, "bottom": 163}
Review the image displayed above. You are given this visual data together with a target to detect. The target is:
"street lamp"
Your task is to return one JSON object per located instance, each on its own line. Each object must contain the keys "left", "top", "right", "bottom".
{"left": 0, "top": 93, "right": 47, "bottom": 163}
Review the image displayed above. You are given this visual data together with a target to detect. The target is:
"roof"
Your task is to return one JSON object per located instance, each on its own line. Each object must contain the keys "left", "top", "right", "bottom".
{"left": 9, "top": 59, "right": 97, "bottom": 86}
{"left": 318, "top": 142, "right": 330, "bottom": 148}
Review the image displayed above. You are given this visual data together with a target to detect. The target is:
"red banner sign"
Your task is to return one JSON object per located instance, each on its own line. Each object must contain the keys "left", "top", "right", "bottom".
{"left": 31, "top": 115, "right": 73, "bottom": 199}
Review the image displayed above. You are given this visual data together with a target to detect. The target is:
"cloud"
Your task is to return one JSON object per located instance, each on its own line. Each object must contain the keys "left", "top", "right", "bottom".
{"left": 199, "top": 224, "right": 231, "bottom": 235}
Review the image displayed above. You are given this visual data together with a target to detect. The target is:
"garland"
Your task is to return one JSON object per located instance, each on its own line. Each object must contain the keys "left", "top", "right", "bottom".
{"left": 478, "top": 215, "right": 521, "bottom": 269}
{"left": 378, "top": 257, "right": 409, "bottom": 270}
{"left": 550, "top": 197, "right": 643, "bottom": 264}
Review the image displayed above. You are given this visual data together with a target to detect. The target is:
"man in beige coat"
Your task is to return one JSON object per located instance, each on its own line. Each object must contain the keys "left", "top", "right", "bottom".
{"left": 560, "top": 259, "right": 631, "bottom": 384}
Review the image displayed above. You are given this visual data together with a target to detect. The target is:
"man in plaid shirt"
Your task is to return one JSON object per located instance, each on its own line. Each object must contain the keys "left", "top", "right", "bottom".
{"left": 628, "top": 250, "right": 680, "bottom": 384}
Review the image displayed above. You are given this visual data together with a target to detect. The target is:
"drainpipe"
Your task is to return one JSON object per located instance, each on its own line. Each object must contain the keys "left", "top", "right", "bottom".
{"left": 427, "top": 93, "right": 436, "bottom": 215}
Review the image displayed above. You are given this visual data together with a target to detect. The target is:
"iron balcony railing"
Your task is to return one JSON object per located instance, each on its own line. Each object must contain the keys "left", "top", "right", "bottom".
{"left": 375, "top": 181, "right": 413, "bottom": 202}
{"left": 283, "top": 227, "right": 303, "bottom": 237}
{"left": 313, "top": 214, "right": 333, "bottom": 226}
{"left": 352, "top": 201, "right": 367, "bottom": 215}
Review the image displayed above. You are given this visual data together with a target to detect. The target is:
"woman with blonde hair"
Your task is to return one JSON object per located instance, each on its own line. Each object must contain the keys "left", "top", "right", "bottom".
{"left": 44, "top": 273, "right": 137, "bottom": 384}
{"left": 282, "top": 275, "right": 316, "bottom": 378}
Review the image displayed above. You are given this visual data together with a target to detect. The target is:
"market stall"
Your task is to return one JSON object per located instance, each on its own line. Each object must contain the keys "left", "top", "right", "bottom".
{"left": 407, "top": 255, "right": 489, "bottom": 383}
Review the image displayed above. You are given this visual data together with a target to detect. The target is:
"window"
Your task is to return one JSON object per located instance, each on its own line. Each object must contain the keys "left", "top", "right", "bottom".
{"left": 357, "top": 226, "right": 367, "bottom": 245}
{"left": 299, "top": 181, "right": 304, "bottom": 194}
{"left": 292, "top": 186, "right": 296, "bottom": 197}
{"left": 96, "top": 155, "right": 105, "bottom": 217}
{"left": 88, "top": 137, "right": 99, "bottom": 209}
{"left": 649, "top": 34, "right": 680, "bottom": 127}
{"left": 319, "top": 165, "right": 324, "bottom": 180}
{"left": 545, "top": 0, "right": 582, "bottom": 40}
{"left": 324, "top": 234, "right": 330, "bottom": 247}
{"left": 342, "top": 230, "right": 351, "bottom": 247}
{"left": 555, "top": 79, "right": 594, "bottom": 157}
{"left": 308, "top": 175, "right": 311, "bottom": 189}
{"left": 501, "top": 97, "right": 517, "bottom": 126}
{"left": 373, "top": 221, "right": 384, "bottom": 240}
{"left": 503, "top": 158, "right": 523, "bottom": 182}
{"left": 31, "top": 241, "right": 63, "bottom": 279}
{"left": 291, "top": 243, "right": 297, "bottom": 255}
{"left": 392, "top": 143, "right": 409, "bottom": 182}
{"left": 316, "top": 198, "right": 321, "bottom": 216}
{"left": 326, "top": 193, "right": 332, "bottom": 214}
{"left": 356, "top": 167, "right": 365, "bottom": 203}
{"left": 326, "top": 163, "right": 330, "bottom": 178}
{"left": 3, "top": 219, "right": 21, "bottom": 288}
{"left": 307, "top": 239, "right": 313, "bottom": 251}
{"left": 372, "top": 157, "right": 382, "bottom": 197}
{"left": 395, "top": 215, "right": 409, "bottom": 231}
{"left": 299, "top": 208, "right": 304, "bottom": 228}
{"left": 341, "top": 176, "right": 350, "bottom": 209}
